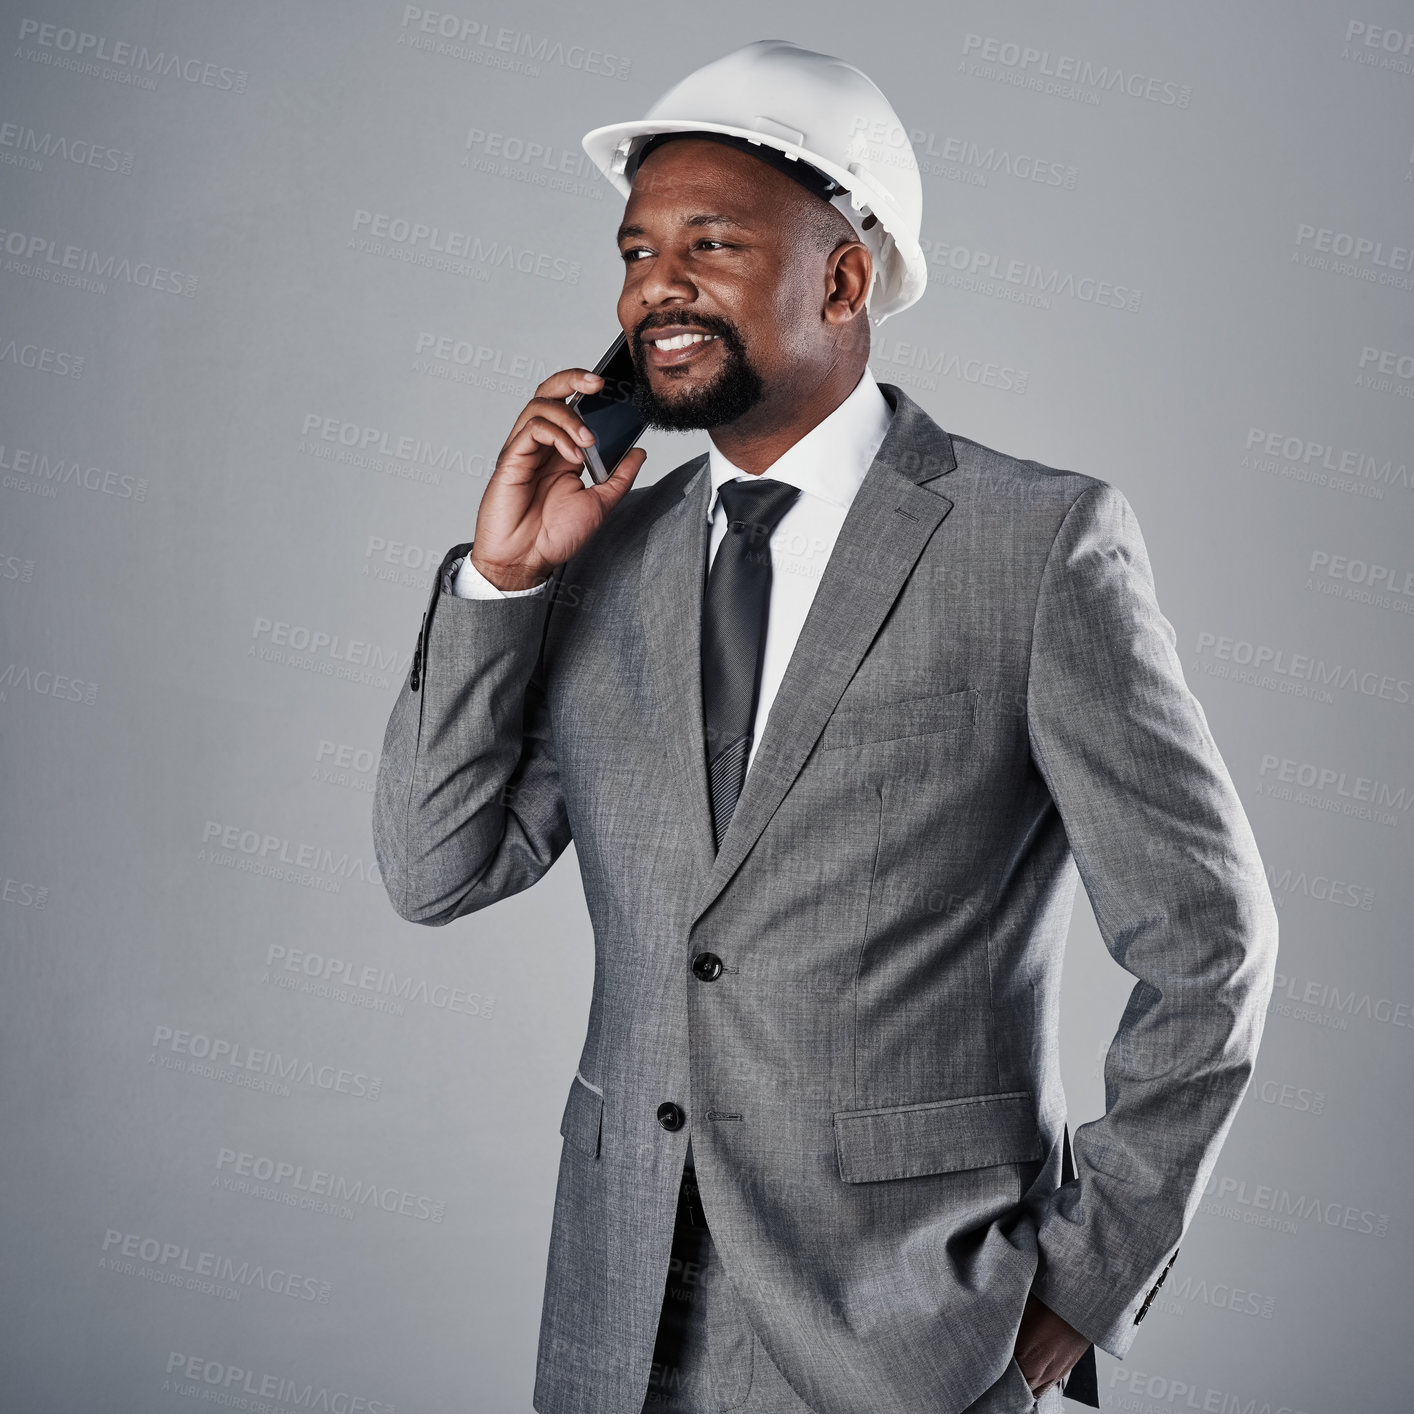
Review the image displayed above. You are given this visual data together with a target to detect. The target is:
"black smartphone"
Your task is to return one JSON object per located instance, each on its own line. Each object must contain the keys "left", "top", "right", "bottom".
{"left": 566, "top": 331, "right": 646, "bottom": 484}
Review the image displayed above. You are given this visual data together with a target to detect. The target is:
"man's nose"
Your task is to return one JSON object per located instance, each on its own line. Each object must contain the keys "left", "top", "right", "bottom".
{"left": 636, "top": 249, "right": 696, "bottom": 306}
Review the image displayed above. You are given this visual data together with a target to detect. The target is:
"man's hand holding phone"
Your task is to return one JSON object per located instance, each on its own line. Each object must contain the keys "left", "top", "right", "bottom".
{"left": 469, "top": 367, "right": 647, "bottom": 592}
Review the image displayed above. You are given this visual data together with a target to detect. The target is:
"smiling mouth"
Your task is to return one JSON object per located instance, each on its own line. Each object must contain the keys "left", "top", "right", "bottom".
{"left": 643, "top": 331, "right": 722, "bottom": 369}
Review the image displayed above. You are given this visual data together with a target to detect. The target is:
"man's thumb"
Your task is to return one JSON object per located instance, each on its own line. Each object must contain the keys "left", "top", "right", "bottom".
{"left": 593, "top": 448, "right": 646, "bottom": 507}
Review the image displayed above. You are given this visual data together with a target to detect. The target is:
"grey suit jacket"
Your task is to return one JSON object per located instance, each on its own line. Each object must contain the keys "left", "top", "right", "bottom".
{"left": 372, "top": 383, "right": 1278, "bottom": 1414}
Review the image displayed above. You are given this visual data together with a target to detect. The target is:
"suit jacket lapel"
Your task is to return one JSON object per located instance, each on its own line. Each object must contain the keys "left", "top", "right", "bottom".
{"left": 638, "top": 384, "right": 959, "bottom": 928}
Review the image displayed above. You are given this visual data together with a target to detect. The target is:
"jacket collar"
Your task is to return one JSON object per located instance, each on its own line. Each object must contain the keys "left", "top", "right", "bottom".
{"left": 704, "top": 365, "right": 894, "bottom": 516}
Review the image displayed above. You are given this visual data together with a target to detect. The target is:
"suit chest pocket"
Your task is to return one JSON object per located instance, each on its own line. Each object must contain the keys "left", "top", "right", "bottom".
{"left": 817, "top": 687, "right": 977, "bottom": 751}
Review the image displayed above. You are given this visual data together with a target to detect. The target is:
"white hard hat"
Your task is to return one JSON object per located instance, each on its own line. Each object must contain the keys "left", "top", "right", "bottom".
{"left": 582, "top": 39, "right": 926, "bottom": 324}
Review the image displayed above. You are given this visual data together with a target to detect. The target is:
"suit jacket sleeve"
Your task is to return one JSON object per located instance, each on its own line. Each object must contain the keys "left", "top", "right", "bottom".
{"left": 1022, "top": 481, "right": 1279, "bottom": 1359}
{"left": 372, "top": 541, "right": 571, "bottom": 924}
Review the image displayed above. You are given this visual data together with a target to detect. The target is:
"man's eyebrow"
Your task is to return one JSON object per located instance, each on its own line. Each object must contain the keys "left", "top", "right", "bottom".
{"left": 615, "top": 213, "right": 752, "bottom": 243}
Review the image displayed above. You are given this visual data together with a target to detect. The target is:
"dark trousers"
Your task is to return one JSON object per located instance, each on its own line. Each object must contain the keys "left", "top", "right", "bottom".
{"left": 642, "top": 1153, "right": 715, "bottom": 1412}
{"left": 642, "top": 1142, "right": 812, "bottom": 1413}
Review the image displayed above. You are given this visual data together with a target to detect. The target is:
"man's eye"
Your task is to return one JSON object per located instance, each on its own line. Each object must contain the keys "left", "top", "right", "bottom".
{"left": 621, "top": 240, "right": 730, "bottom": 262}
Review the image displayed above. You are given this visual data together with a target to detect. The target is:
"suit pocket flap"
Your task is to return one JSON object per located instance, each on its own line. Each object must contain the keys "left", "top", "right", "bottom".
{"left": 560, "top": 1073, "right": 603, "bottom": 1159}
{"left": 834, "top": 1089, "right": 1042, "bottom": 1182}
{"left": 819, "top": 688, "right": 976, "bottom": 750}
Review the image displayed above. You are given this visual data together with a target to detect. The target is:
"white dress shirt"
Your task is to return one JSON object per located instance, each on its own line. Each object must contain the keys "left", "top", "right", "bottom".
{"left": 446, "top": 365, "right": 894, "bottom": 779}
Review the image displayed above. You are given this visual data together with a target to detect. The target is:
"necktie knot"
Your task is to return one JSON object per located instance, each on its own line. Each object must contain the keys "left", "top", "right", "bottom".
{"left": 716, "top": 477, "right": 801, "bottom": 543}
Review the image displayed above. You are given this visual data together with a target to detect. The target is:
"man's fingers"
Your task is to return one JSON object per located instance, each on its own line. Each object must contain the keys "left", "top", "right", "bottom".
{"left": 505, "top": 393, "right": 598, "bottom": 453}
{"left": 500, "top": 364, "right": 607, "bottom": 458}
{"left": 534, "top": 367, "right": 603, "bottom": 401}
{"left": 504, "top": 415, "right": 587, "bottom": 472}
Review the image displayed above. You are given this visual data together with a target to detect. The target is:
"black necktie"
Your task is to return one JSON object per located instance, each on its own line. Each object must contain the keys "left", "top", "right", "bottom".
{"left": 701, "top": 477, "right": 801, "bottom": 853}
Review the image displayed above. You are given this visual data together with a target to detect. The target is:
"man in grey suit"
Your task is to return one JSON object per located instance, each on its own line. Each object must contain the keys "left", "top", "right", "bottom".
{"left": 373, "top": 39, "right": 1278, "bottom": 1414}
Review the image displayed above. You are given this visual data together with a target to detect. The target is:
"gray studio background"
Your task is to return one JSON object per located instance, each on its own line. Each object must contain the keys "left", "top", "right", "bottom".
{"left": 1, "top": 2, "right": 1410, "bottom": 1411}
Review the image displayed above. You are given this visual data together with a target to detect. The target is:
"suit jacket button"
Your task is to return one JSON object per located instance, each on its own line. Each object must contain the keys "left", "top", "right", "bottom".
{"left": 691, "top": 952, "right": 724, "bottom": 981}
{"left": 657, "top": 1102, "right": 686, "bottom": 1131}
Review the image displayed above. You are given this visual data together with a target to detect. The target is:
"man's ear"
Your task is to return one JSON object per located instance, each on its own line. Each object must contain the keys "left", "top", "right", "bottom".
{"left": 824, "top": 240, "right": 873, "bottom": 326}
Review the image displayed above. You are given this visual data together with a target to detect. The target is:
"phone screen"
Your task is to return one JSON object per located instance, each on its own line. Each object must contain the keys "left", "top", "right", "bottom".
{"left": 568, "top": 332, "right": 646, "bottom": 483}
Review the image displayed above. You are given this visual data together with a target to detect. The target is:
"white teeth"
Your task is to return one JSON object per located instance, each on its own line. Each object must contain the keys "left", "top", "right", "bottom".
{"left": 652, "top": 332, "right": 717, "bottom": 350}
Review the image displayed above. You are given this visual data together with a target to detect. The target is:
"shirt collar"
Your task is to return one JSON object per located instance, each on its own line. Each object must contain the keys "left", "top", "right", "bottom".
{"left": 706, "top": 365, "right": 893, "bottom": 520}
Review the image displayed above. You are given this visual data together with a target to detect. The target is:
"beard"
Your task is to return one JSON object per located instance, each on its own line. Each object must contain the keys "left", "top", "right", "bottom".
{"left": 630, "top": 317, "right": 764, "bottom": 431}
